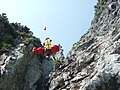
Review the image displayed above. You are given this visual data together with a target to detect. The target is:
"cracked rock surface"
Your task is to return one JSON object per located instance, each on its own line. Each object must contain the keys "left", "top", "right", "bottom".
{"left": 49, "top": 0, "right": 120, "bottom": 90}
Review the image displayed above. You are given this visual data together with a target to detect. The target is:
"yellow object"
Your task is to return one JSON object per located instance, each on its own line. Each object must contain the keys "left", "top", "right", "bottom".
{"left": 44, "top": 39, "right": 52, "bottom": 49}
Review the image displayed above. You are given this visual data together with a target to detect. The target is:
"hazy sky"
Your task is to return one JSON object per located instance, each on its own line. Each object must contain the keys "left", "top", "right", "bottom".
{"left": 0, "top": 0, "right": 97, "bottom": 56}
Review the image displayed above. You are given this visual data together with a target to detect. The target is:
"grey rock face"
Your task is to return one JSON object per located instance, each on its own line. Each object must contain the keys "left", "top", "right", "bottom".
{"left": 0, "top": 33, "right": 64, "bottom": 90}
{"left": 0, "top": 43, "right": 43, "bottom": 90}
{"left": 23, "top": 57, "right": 42, "bottom": 90}
{"left": 0, "top": 54, "right": 7, "bottom": 65}
{"left": 0, "top": 41, "right": 56, "bottom": 90}
{"left": 49, "top": 0, "right": 120, "bottom": 90}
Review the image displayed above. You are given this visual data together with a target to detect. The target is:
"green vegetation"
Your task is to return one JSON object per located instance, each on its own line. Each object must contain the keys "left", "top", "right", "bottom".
{"left": 0, "top": 13, "right": 14, "bottom": 30}
{"left": 0, "top": 43, "right": 12, "bottom": 53}
{"left": 0, "top": 13, "right": 41, "bottom": 54}
{"left": 0, "top": 34, "right": 14, "bottom": 43}
{"left": 51, "top": 59, "right": 63, "bottom": 69}
{"left": 95, "top": 0, "right": 105, "bottom": 13}
{"left": 52, "top": 59, "right": 62, "bottom": 65}
{"left": 98, "top": 0, "right": 104, "bottom": 6}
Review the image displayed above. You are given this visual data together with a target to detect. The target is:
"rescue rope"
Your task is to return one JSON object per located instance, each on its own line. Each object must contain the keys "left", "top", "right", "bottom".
{"left": 40, "top": 0, "right": 48, "bottom": 37}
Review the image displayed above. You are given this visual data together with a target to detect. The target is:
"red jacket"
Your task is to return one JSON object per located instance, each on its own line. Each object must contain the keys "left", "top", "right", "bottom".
{"left": 37, "top": 47, "right": 44, "bottom": 54}
{"left": 32, "top": 47, "right": 44, "bottom": 55}
{"left": 52, "top": 45, "right": 60, "bottom": 53}
{"left": 46, "top": 49, "right": 51, "bottom": 55}
{"left": 32, "top": 45, "right": 60, "bottom": 55}
{"left": 32, "top": 47, "right": 37, "bottom": 54}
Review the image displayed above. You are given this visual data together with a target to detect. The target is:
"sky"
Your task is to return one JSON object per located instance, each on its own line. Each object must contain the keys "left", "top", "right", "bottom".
{"left": 0, "top": 0, "right": 97, "bottom": 56}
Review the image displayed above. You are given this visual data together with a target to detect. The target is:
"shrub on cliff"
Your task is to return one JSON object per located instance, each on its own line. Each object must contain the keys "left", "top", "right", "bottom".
{"left": 0, "top": 13, "right": 41, "bottom": 54}
{"left": 95, "top": 0, "right": 105, "bottom": 13}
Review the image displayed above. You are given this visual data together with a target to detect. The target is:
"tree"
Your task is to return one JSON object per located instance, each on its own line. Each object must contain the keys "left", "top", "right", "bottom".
{"left": 1, "top": 13, "right": 8, "bottom": 22}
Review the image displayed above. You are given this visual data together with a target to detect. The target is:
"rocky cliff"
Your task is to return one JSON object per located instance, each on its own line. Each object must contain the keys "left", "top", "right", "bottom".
{"left": 49, "top": 0, "right": 120, "bottom": 90}
{"left": 0, "top": 0, "right": 120, "bottom": 90}
{"left": 0, "top": 13, "right": 64, "bottom": 90}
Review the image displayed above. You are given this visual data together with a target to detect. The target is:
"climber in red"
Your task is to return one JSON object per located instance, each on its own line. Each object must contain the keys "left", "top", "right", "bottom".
{"left": 32, "top": 38, "right": 60, "bottom": 61}
{"left": 32, "top": 44, "right": 60, "bottom": 55}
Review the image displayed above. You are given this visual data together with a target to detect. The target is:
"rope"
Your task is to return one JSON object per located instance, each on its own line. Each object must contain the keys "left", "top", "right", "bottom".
{"left": 40, "top": 0, "right": 47, "bottom": 37}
